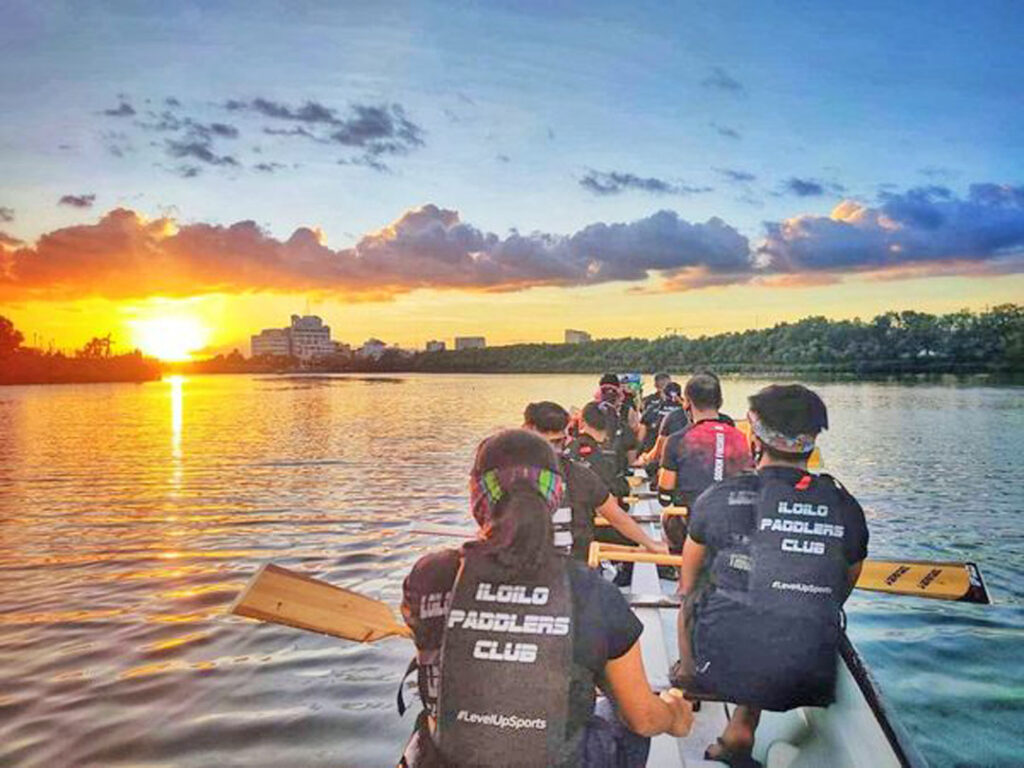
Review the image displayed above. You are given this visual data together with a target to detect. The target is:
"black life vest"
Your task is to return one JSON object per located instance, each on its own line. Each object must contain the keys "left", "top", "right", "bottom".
{"left": 436, "top": 549, "right": 574, "bottom": 767}
{"left": 643, "top": 401, "right": 680, "bottom": 451}
{"left": 554, "top": 455, "right": 595, "bottom": 561}
{"left": 568, "top": 435, "right": 628, "bottom": 499}
{"left": 712, "top": 471, "right": 849, "bottom": 626}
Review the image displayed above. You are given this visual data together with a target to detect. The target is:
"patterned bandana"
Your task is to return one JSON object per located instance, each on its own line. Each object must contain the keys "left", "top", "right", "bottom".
{"left": 469, "top": 465, "right": 566, "bottom": 527}
{"left": 747, "top": 410, "right": 818, "bottom": 454}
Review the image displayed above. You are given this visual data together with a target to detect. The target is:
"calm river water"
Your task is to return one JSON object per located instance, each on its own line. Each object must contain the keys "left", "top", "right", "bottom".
{"left": 0, "top": 373, "right": 1021, "bottom": 768}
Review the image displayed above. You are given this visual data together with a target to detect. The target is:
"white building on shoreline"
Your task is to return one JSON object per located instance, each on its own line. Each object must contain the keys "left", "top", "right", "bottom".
{"left": 251, "top": 315, "right": 341, "bottom": 360}
{"left": 454, "top": 336, "right": 486, "bottom": 350}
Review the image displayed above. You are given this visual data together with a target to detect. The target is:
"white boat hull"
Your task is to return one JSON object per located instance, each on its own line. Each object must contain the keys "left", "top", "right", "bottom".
{"left": 624, "top": 494, "right": 927, "bottom": 768}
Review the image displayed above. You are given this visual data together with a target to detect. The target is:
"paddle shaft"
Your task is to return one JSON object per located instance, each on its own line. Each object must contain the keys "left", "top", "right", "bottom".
{"left": 587, "top": 543, "right": 990, "bottom": 604}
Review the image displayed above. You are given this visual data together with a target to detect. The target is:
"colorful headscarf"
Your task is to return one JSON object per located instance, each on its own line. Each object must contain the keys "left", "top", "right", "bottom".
{"left": 469, "top": 465, "right": 566, "bottom": 527}
{"left": 747, "top": 410, "right": 818, "bottom": 454}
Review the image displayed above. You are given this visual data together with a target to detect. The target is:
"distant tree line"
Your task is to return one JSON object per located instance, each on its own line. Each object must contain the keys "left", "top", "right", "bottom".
{"left": 397, "top": 305, "right": 1024, "bottom": 376}
{"left": 0, "top": 317, "right": 161, "bottom": 385}
{"left": 180, "top": 304, "right": 1024, "bottom": 377}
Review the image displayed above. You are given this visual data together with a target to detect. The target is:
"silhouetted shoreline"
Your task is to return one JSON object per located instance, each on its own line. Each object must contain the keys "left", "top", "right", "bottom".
{"left": 169, "top": 305, "right": 1024, "bottom": 379}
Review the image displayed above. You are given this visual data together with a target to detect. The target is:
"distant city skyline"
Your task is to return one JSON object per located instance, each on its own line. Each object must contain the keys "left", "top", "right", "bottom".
{"left": 1, "top": 2, "right": 1022, "bottom": 360}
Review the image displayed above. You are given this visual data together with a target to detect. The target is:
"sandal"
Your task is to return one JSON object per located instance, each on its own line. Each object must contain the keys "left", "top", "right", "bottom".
{"left": 704, "top": 737, "right": 763, "bottom": 768}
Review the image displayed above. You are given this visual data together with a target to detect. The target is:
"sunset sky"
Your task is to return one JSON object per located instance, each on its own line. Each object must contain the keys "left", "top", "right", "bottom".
{"left": 1, "top": 1, "right": 1023, "bottom": 359}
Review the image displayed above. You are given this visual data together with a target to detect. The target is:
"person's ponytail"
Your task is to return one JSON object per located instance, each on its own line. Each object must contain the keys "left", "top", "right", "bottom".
{"left": 483, "top": 484, "right": 554, "bottom": 574}
{"left": 469, "top": 429, "right": 563, "bottom": 576}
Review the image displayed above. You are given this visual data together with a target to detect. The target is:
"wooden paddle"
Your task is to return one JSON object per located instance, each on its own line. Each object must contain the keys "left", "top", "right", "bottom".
{"left": 230, "top": 563, "right": 412, "bottom": 641}
{"left": 229, "top": 550, "right": 990, "bottom": 641}
{"left": 586, "top": 543, "right": 991, "bottom": 604}
{"left": 410, "top": 511, "right": 686, "bottom": 537}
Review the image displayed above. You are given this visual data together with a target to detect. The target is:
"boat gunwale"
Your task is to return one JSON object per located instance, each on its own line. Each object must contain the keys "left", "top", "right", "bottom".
{"left": 839, "top": 632, "right": 930, "bottom": 768}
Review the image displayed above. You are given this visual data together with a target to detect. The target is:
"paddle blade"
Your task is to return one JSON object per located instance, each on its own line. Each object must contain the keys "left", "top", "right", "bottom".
{"left": 231, "top": 563, "right": 413, "bottom": 641}
{"left": 856, "top": 560, "right": 990, "bottom": 604}
{"left": 588, "top": 544, "right": 991, "bottom": 604}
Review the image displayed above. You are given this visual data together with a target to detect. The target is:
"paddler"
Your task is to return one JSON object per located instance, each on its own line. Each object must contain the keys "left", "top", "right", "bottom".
{"left": 567, "top": 402, "right": 630, "bottom": 501}
{"left": 656, "top": 373, "right": 753, "bottom": 553}
{"left": 635, "top": 381, "right": 685, "bottom": 469}
{"left": 637, "top": 374, "right": 677, "bottom": 482}
{"left": 595, "top": 374, "right": 640, "bottom": 471}
{"left": 671, "top": 384, "right": 869, "bottom": 768}
{"left": 523, "top": 401, "right": 667, "bottom": 561}
{"left": 399, "top": 429, "right": 693, "bottom": 767}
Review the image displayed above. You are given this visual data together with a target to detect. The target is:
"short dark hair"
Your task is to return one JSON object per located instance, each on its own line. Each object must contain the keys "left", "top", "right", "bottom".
{"left": 581, "top": 401, "right": 608, "bottom": 432}
{"left": 684, "top": 373, "right": 723, "bottom": 410}
{"left": 664, "top": 381, "right": 682, "bottom": 399}
{"left": 748, "top": 384, "right": 828, "bottom": 460}
{"left": 654, "top": 372, "right": 671, "bottom": 386}
{"left": 598, "top": 373, "right": 620, "bottom": 387}
{"left": 523, "top": 401, "right": 569, "bottom": 433}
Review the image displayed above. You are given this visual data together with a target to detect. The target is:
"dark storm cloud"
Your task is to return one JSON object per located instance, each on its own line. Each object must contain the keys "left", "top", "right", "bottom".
{"left": 253, "top": 161, "right": 285, "bottom": 173}
{"left": 580, "top": 170, "right": 712, "bottom": 197}
{"left": 702, "top": 67, "right": 744, "bottom": 93}
{"left": 58, "top": 194, "right": 96, "bottom": 208}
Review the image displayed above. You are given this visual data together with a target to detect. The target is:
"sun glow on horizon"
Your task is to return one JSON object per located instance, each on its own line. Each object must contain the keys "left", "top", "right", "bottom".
{"left": 130, "top": 316, "right": 209, "bottom": 361}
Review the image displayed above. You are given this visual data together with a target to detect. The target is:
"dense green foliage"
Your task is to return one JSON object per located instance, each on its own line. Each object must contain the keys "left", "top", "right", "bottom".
{"left": 351, "top": 305, "right": 1024, "bottom": 375}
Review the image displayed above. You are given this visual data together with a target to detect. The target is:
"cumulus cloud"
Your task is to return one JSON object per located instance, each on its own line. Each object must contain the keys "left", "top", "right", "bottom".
{"left": 580, "top": 170, "right": 712, "bottom": 197}
{"left": 0, "top": 207, "right": 13, "bottom": 223}
{"left": 0, "top": 206, "right": 751, "bottom": 301}
{"left": 58, "top": 194, "right": 96, "bottom": 208}
{"left": 758, "top": 184, "right": 1024, "bottom": 278}
{"left": 5, "top": 184, "right": 1021, "bottom": 302}
{"left": 702, "top": 67, "right": 744, "bottom": 93}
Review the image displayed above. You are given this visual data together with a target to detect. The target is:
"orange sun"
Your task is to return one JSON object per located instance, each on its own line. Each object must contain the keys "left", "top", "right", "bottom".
{"left": 130, "top": 316, "right": 209, "bottom": 361}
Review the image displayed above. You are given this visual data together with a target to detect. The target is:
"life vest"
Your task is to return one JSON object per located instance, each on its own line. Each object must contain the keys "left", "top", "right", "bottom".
{"left": 711, "top": 471, "right": 850, "bottom": 626}
{"left": 568, "top": 435, "right": 628, "bottom": 499}
{"left": 643, "top": 399, "right": 679, "bottom": 438}
{"left": 435, "top": 549, "right": 574, "bottom": 767}
{"left": 554, "top": 455, "right": 595, "bottom": 561}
